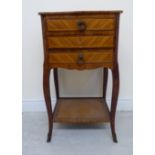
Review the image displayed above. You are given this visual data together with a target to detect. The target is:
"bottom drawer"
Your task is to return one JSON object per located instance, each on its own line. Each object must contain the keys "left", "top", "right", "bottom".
{"left": 48, "top": 50, "right": 113, "bottom": 69}
{"left": 49, "top": 51, "right": 113, "bottom": 63}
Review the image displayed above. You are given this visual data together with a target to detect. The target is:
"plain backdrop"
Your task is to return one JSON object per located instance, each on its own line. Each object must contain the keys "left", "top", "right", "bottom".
{"left": 22, "top": 0, "right": 133, "bottom": 110}
{"left": 2, "top": 1, "right": 155, "bottom": 155}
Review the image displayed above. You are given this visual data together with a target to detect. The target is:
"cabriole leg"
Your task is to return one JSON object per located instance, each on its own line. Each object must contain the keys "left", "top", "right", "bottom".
{"left": 110, "top": 65, "right": 119, "bottom": 143}
{"left": 43, "top": 65, "right": 53, "bottom": 142}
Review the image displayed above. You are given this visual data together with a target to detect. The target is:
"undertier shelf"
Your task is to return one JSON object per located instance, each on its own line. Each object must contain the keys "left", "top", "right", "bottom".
{"left": 53, "top": 98, "right": 110, "bottom": 123}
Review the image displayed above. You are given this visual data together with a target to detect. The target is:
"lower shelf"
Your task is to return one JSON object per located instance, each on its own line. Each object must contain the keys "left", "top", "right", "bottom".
{"left": 53, "top": 98, "right": 110, "bottom": 123}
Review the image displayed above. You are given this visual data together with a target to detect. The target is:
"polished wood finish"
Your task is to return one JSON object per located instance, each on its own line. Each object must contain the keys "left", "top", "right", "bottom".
{"left": 46, "top": 18, "right": 115, "bottom": 31}
{"left": 46, "top": 30, "right": 115, "bottom": 36}
{"left": 48, "top": 51, "right": 113, "bottom": 64}
{"left": 53, "top": 68, "right": 59, "bottom": 99}
{"left": 54, "top": 98, "right": 110, "bottom": 123}
{"left": 47, "top": 36, "right": 113, "bottom": 49}
{"left": 110, "top": 64, "right": 119, "bottom": 142}
{"left": 103, "top": 68, "right": 108, "bottom": 99}
{"left": 43, "top": 65, "right": 53, "bottom": 142}
{"left": 39, "top": 11, "right": 122, "bottom": 143}
{"left": 48, "top": 63, "right": 113, "bottom": 70}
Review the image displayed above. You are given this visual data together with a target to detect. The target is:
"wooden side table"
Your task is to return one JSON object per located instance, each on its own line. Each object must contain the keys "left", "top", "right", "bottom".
{"left": 39, "top": 11, "right": 122, "bottom": 143}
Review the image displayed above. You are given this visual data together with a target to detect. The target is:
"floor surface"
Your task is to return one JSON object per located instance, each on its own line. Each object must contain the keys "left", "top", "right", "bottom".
{"left": 22, "top": 112, "right": 132, "bottom": 155}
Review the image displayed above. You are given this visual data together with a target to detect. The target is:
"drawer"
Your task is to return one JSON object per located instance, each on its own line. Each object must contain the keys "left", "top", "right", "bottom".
{"left": 48, "top": 51, "right": 113, "bottom": 64}
{"left": 47, "top": 36, "right": 114, "bottom": 49}
{"left": 46, "top": 18, "right": 115, "bottom": 31}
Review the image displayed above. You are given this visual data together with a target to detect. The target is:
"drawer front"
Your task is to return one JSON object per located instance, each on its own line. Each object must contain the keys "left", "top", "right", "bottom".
{"left": 47, "top": 36, "right": 113, "bottom": 49}
{"left": 48, "top": 51, "right": 113, "bottom": 64}
{"left": 46, "top": 18, "right": 115, "bottom": 31}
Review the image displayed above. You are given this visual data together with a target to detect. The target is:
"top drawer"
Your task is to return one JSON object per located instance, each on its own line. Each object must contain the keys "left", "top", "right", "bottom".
{"left": 46, "top": 18, "right": 115, "bottom": 31}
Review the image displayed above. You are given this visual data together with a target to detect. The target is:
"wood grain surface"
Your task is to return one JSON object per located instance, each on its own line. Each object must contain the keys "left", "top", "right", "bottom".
{"left": 47, "top": 36, "right": 114, "bottom": 49}
{"left": 46, "top": 18, "right": 115, "bottom": 31}
{"left": 53, "top": 98, "right": 110, "bottom": 123}
{"left": 39, "top": 11, "right": 122, "bottom": 142}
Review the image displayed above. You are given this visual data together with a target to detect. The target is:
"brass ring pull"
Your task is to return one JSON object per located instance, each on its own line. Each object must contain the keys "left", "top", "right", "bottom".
{"left": 77, "top": 53, "right": 84, "bottom": 65}
{"left": 77, "top": 20, "right": 86, "bottom": 31}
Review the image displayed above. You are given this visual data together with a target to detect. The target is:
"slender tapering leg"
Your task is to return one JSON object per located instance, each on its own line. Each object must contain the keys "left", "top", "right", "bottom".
{"left": 110, "top": 64, "right": 119, "bottom": 143}
{"left": 43, "top": 64, "right": 53, "bottom": 142}
{"left": 53, "top": 68, "right": 60, "bottom": 99}
{"left": 103, "top": 68, "right": 108, "bottom": 99}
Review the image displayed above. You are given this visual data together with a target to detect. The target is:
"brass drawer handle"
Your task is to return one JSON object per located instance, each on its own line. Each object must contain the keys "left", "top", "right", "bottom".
{"left": 77, "top": 53, "right": 84, "bottom": 64}
{"left": 77, "top": 20, "right": 87, "bottom": 31}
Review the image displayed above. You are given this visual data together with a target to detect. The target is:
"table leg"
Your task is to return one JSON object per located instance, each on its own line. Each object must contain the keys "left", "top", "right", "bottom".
{"left": 110, "top": 64, "right": 119, "bottom": 143}
{"left": 43, "top": 65, "right": 53, "bottom": 142}
{"left": 53, "top": 68, "right": 60, "bottom": 98}
{"left": 103, "top": 68, "right": 108, "bottom": 99}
